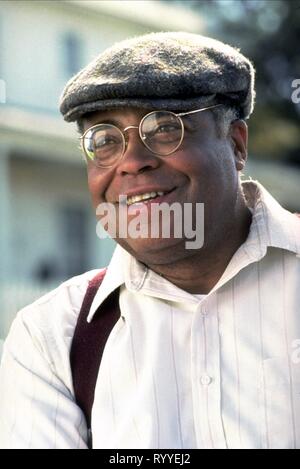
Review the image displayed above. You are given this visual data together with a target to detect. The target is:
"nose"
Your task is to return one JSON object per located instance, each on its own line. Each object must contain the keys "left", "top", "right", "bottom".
{"left": 115, "top": 128, "right": 161, "bottom": 176}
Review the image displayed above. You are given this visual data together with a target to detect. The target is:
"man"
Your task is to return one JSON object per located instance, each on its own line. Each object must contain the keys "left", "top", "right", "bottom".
{"left": 0, "top": 32, "right": 299, "bottom": 449}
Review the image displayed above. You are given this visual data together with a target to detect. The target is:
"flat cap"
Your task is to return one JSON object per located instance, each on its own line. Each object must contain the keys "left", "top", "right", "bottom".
{"left": 59, "top": 31, "right": 255, "bottom": 122}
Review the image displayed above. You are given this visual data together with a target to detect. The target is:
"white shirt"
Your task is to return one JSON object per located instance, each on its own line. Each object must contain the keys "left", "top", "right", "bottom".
{"left": 0, "top": 180, "right": 300, "bottom": 449}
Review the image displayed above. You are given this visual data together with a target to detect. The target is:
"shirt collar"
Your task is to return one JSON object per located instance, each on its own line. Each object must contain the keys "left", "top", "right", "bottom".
{"left": 87, "top": 246, "right": 125, "bottom": 323}
{"left": 207, "top": 180, "right": 300, "bottom": 294}
{"left": 87, "top": 243, "right": 198, "bottom": 322}
{"left": 242, "top": 179, "right": 300, "bottom": 256}
{"left": 88, "top": 180, "right": 300, "bottom": 322}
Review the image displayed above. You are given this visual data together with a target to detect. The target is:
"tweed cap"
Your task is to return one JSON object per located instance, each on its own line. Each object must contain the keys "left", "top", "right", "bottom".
{"left": 59, "top": 31, "right": 255, "bottom": 123}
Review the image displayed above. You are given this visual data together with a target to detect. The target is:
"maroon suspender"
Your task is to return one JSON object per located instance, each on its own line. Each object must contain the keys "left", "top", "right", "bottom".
{"left": 71, "top": 215, "right": 300, "bottom": 447}
{"left": 70, "top": 269, "right": 121, "bottom": 441}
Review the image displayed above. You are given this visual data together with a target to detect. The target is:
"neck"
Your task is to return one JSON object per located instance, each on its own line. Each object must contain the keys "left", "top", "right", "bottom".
{"left": 147, "top": 202, "right": 252, "bottom": 295}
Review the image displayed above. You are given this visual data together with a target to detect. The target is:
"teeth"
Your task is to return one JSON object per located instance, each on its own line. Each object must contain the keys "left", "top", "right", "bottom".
{"left": 127, "top": 191, "right": 165, "bottom": 206}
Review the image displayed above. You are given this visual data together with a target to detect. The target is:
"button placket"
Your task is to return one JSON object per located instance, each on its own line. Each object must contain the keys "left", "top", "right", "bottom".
{"left": 200, "top": 374, "right": 213, "bottom": 386}
{"left": 192, "top": 295, "right": 227, "bottom": 448}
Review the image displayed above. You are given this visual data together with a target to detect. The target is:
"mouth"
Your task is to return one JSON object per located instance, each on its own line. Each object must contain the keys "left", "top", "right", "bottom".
{"left": 126, "top": 190, "right": 174, "bottom": 206}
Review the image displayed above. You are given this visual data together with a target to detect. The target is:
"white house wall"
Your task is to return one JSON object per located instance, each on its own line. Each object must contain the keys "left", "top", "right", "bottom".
{"left": 0, "top": 1, "right": 174, "bottom": 114}
{"left": 0, "top": 0, "right": 204, "bottom": 339}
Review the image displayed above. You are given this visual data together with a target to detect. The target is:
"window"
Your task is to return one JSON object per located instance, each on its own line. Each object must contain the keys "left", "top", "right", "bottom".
{"left": 59, "top": 205, "right": 89, "bottom": 279}
{"left": 62, "top": 32, "right": 83, "bottom": 76}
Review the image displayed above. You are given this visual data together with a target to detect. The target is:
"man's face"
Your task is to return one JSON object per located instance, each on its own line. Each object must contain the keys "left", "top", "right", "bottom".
{"left": 82, "top": 107, "right": 247, "bottom": 265}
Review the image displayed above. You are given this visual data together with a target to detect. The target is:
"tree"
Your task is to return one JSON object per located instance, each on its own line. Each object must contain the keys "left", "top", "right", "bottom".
{"left": 163, "top": 0, "right": 300, "bottom": 164}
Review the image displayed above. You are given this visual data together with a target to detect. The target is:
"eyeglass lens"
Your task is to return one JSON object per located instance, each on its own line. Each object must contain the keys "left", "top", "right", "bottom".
{"left": 83, "top": 111, "right": 183, "bottom": 167}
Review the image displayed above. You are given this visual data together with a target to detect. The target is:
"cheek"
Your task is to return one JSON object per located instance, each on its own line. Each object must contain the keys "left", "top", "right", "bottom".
{"left": 191, "top": 140, "right": 236, "bottom": 178}
{"left": 87, "top": 168, "right": 111, "bottom": 207}
{"left": 173, "top": 141, "right": 237, "bottom": 200}
{"left": 169, "top": 144, "right": 222, "bottom": 180}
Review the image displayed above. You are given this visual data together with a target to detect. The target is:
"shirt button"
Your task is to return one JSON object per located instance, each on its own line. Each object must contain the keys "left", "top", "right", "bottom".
{"left": 200, "top": 374, "right": 213, "bottom": 386}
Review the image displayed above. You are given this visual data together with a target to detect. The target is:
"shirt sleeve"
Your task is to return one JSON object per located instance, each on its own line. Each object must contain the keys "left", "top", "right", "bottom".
{"left": 0, "top": 310, "right": 88, "bottom": 449}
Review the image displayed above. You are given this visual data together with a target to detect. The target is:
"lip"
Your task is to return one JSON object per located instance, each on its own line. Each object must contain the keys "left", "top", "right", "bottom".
{"left": 112, "top": 186, "right": 176, "bottom": 204}
{"left": 126, "top": 187, "right": 178, "bottom": 214}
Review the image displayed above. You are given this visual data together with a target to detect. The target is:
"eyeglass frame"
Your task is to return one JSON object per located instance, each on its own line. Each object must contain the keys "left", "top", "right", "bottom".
{"left": 79, "top": 104, "right": 223, "bottom": 168}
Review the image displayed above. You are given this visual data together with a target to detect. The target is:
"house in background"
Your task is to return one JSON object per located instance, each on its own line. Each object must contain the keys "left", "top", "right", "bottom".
{"left": 0, "top": 0, "right": 203, "bottom": 340}
{"left": 1, "top": 1, "right": 298, "bottom": 346}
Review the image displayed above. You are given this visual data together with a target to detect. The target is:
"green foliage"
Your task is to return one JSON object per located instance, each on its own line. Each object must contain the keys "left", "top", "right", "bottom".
{"left": 162, "top": 0, "right": 300, "bottom": 164}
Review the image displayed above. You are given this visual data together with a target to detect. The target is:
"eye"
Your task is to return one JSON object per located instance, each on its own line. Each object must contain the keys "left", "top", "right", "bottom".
{"left": 156, "top": 124, "right": 178, "bottom": 133}
{"left": 147, "top": 123, "right": 181, "bottom": 138}
{"left": 94, "top": 135, "right": 119, "bottom": 148}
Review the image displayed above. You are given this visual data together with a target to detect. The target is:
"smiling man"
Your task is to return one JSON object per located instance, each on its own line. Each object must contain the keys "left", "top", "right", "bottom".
{"left": 1, "top": 32, "right": 300, "bottom": 450}
{"left": 82, "top": 104, "right": 251, "bottom": 295}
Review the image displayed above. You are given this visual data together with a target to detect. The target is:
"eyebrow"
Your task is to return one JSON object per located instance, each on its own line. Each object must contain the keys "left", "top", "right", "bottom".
{"left": 90, "top": 110, "right": 155, "bottom": 128}
{"left": 88, "top": 111, "right": 201, "bottom": 132}
{"left": 93, "top": 118, "right": 123, "bottom": 127}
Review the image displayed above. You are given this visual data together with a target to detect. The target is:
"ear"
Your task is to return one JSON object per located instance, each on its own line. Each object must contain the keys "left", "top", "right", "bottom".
{"left": 229, "top": 120, "right": 248, "bottom": 172}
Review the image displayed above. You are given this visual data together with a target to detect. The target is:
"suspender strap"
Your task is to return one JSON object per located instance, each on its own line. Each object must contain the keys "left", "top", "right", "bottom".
{"left": 70, "top": 269, "right": 121, "bottom": 431}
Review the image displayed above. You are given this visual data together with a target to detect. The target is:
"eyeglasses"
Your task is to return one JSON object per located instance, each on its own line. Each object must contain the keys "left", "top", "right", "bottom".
{"left": 79, "top": 104, "right": 222, "bottom": 168}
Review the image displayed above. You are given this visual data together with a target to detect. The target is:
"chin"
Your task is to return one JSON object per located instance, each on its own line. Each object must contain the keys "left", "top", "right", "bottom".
{"left": 117, "top": 236, "right": 194, "bottom": 265}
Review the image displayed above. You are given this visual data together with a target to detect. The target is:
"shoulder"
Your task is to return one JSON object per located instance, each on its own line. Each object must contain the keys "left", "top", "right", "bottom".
{"left": 3, "top": 269, "right": 106, "bottom": 384}
{"left": 21, "top": 268, "right": 105, "bottom": 329}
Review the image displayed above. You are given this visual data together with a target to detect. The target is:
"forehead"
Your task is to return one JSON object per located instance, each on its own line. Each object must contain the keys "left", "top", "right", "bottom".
{"left": 82, "top": 107, "right": 152, "bottom": 128}
{"left": 81, "top": 106, "right": 216, "bottom": 131}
